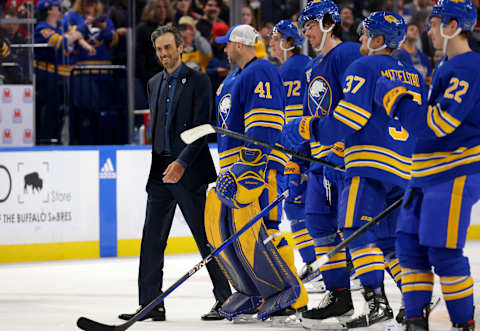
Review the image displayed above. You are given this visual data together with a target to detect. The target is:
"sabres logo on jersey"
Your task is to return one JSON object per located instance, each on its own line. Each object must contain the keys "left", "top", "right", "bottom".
{"left": 307, "top": 76, "right": 332, "bottom": 117}
{"left": 384, "top": 15, "right": 399, "bottom": 24}
{"left": 218, "top": 93, "right": 232, "bottom": 130}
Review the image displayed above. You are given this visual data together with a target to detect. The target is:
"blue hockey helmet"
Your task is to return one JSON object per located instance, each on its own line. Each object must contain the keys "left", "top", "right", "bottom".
{"left": 362, "top": 11, "right": 407, "bottom": 50}
{"left": 297, "top": 0, "right": 341, "bottom": 31}
{"left": 272, "top": 20, "right": 305, "bottom": 47}
{"left": 430, "top": 0, "right": 477, "bottom": 32}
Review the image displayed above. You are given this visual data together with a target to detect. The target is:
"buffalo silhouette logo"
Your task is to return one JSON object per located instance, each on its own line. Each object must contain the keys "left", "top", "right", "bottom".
{"left": 24, "top": 172, "right": 43, "bottom": 193}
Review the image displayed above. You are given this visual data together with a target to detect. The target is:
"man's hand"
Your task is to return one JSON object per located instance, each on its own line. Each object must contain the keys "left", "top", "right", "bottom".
{"left": 281, "top": 116, "right": 316, "bottom": 150}
{"left": 163, "top": 161, "right": 185, "bottom": 183}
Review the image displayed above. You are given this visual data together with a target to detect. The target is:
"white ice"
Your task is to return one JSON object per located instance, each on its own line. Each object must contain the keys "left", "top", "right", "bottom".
{"left": 1, "top": 242, "right": 480, "bottom": 331}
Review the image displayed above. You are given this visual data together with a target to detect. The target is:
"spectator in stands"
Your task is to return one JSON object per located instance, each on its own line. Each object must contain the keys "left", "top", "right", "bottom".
{"left": 0, "top": 10, "right": 30, "bottom": 82}
{"left": 172, "top": 0, "right": 201, "bottom": 24}
{"left": 135, "top": 0, "right": 172, "bottom": 107}
{"left": 393, "top": 21, "right": 432, "bottom": 84}
{"left": 107, "top": 0, "right": 128, "bottom": 65}
{"left": 241, "top": 5, "right": 257, "bottom": 28}
{"left": 383, "top": 0, "right": 412, "bottom": 22}
{"left": 404, "top": 0, "right": 432, "bottom": 24}
{"left": 206, "top": 21, "right": 229, "bottom": 109}
{"left": 177, "top": 15, "right": 211, "bottom": 72}
{"left": 0, "top": 36, "right": 9, "bottom": 84}
{"left": 339, "top": 5, "right": 359, "bottom": 42}
{"left": 63, "top": 0, "right": 119, "bottom": 65}
{"left": 196, "top": 0, "right": 223, "bottom": 40}
{"left": 33, "top": 0, "right": 86, "bottom": 144}
{"left": 241, "top": 5, "right": 269, "bottom": 60}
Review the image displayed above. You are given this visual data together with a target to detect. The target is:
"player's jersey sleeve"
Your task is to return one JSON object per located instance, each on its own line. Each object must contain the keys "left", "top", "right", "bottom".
{"left": 313, "top": 60, "right": 374, "bottom": 146}
{"left": 396, "top": 66, "right": 479, "bottom": 139}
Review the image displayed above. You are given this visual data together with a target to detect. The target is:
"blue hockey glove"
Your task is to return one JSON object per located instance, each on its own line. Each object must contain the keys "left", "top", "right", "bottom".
{"left": 216, "top": 148, "right": 267, "bottom": 209}
{"left": 281, "top": 116, "right": 317, "bottom": 150}
{"left": 375, "top": 76, "right": 416, "bottom": 117}
{"left": 283, "top": 161, "right": 306, "bottom": 220}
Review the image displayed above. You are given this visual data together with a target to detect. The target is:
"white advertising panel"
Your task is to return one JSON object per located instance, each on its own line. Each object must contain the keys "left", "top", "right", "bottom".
{"left": 0, "top": 151, "right": 99, "bottom": 245}
{"left": 116, "top": 147, "right": 221, "bottom": 240}
{"left": 0, "top": 85, "right": 34, "bottom": 147}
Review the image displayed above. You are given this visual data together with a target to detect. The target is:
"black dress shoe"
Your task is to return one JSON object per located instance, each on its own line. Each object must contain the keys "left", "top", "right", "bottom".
{"left": 201, "top": 300, "right": 225, "bottom": 321}
{"left": 118, "top": 304, "right": 166, "bottom": 321}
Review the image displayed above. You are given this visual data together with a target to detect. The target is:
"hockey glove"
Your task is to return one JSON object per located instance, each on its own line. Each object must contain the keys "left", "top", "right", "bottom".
{"left": 281, "top": 116, "right": 317, "bottom": 150}
{"left": 375, "top": 76, "right": 415, "bottom": 117}
{"left": 216, "top": 148, "right": 267, "bottom": 209}
{"left": 283, "top": 160, "right": 306, "bottom": 220}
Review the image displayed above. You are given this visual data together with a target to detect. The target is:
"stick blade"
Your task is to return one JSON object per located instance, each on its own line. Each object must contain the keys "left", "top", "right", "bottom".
{"left": 180, "top": 124, "right": 216, "bottom": 144}
{"left": 77, "top": 317, "right": 118, "bottom": 331}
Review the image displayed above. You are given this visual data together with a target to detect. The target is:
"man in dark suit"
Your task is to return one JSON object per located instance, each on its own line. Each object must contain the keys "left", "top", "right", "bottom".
{"left": 119, "top": 25, "right": 231, "bottom": 322}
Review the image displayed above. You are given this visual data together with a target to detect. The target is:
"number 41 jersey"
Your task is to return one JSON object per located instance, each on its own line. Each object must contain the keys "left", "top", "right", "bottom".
{"left": 316, "top": 54, "right": 426, "bottom": 188}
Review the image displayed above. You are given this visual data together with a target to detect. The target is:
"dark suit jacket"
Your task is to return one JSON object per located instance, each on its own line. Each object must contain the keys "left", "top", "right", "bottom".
{"left": 147, "top": 64, "right": 217, "bottom": 190}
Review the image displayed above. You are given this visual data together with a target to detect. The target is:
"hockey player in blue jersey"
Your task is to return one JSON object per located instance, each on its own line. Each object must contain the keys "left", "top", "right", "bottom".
{"left": 375, "top": 1, "right": 479, "bottom": 329}
{"left": 283, "top": 11, "right": 426, "bottom": 328}
{"left": 269, "top": 19, "right": 317, "bottom": 282}
{"left": 205, "top": 24, "right": 308, "bottom": 323}
{"left": 286, "top": 1, "right": 365, "bottom": 327}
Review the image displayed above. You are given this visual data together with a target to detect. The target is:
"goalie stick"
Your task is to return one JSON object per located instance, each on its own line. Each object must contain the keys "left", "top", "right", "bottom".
{"left": 180, "top": 124, "right": 345, "bottom": 172}
{"left": 76, "top": 191, "right": 288, "bottom": 331}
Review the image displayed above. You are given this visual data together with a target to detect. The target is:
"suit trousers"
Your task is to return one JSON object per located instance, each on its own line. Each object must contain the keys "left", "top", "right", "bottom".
{"left": 138, "top": 170, "right": 231, "bottom": 306}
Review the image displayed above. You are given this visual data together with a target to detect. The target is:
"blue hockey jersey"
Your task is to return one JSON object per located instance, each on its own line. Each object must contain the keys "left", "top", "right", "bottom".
{"left": 394, "top": 51, "right": 480, "bottom": 186}
{"left": 63, "top": 11, "right": 118, "bottom": 65}
{"left": 313, "top": 54, "right": 425, "bottom": 188}
{"left": 280, "top": 53, "right": 310, "bottom": 123}
{"left": 216, "top": 58, "right": 287, "bottom": 173}
{"left": 394, "top": 45, "right": 432, "bottom": 82}
{"left": 34, "top": 21, "right": 73, "bottom": 76}
{"left": 304, "top": 42, "right": 362, "bottom": 173}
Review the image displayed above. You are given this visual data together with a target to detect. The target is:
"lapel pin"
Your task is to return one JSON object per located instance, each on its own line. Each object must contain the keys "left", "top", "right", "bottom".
{"left": 182, "top": 78, "right": 186, "bottom": 84}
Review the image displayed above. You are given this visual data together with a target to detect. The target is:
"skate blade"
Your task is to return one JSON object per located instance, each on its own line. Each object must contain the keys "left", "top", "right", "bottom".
{"left": 232, "top": 313, "right": 259, "bottom": 324}
{"left": 270, "top": 314, "right": 303, "bottom": 328}
{"left": 302, "top": 317, "right": 347, "bottom": 330}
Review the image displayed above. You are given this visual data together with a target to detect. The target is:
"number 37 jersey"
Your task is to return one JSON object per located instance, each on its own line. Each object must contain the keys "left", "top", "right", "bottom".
{"left": 315, "top": 54, "right": 426, "bottom": 188}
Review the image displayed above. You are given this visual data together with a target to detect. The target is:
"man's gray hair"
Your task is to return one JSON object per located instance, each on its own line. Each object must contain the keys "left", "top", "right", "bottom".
{"left": 151, "top": 25, "right": 184, "bottom": 48}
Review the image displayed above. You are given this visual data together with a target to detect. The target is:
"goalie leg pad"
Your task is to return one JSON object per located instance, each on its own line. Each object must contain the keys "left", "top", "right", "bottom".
{"left": 205, "top": 189, "right": 262, "bottom": 299}
{"left": 206, "top": 190, "right": 303, "bottom": 319}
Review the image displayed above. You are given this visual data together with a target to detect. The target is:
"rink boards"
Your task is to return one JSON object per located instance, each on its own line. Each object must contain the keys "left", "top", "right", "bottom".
{"left": 0, "top": 145, "right": 479, "bottom": 263}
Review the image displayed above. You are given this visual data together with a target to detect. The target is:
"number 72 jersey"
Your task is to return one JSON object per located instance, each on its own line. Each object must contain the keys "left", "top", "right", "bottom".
{"left": 315, "top": 55, "right": 426, "bottom": 188}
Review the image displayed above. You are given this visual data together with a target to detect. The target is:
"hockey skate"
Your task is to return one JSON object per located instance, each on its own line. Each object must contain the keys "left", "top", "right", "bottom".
{"left": 299, "top": 262, "right": 322, "bottom": 283}
{"left": 304, "top": 275, "right": 326, "bottom": 293}
{"left": 302, "top": 288, "right": 354, "bottom": 330}
{"left": 269, "top": 306, "right": 307, "bottom": 328}
{"left": 344, "top": 286, "right": 393, "bottom": 328}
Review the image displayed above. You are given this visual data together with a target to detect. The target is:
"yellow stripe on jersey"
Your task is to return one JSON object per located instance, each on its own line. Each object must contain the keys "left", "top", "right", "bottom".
{"left": 244, "top": 109, "right": 285, "bottom": 132}
{"left": 269, "top": 145, "right": 290, "bottom": 167}
{"left": 310, "top": 142, "right": 331, "bottom": 159}
{"left": 412, "top": 145, "right": 480, "bottom": 178}
{"left": 285, "top": 105, "right": 303, "bottom": 123}
{"left": 219, "top": 146, "right": 242, "bottom": 170}
{"left": 345, "top": 145, "right": 412, "bottom": 179}
{"left": 333, "top": 100, "right": 371, "bottom": 130}
{"left": 446, "top": 176, "right": 466, "bottom": 249}
{"left": 344, "top": 177, "right": 360, "bottom": 228}
{"left": 441, "top": 276, "right": 474, "bottom": 301}
{"left": 427, "top": 104, "right": 461, "bottom": 138}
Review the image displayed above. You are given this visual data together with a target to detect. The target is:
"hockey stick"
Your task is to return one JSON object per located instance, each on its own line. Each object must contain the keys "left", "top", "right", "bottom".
{"left": 311, "top": 197, "right": 403, "bottom": 270}
{"left": 76, "top": 191, "right": 288, "bottom": 331}
{"left": 180, "top": 124, "right": 345, "bottom": 172}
